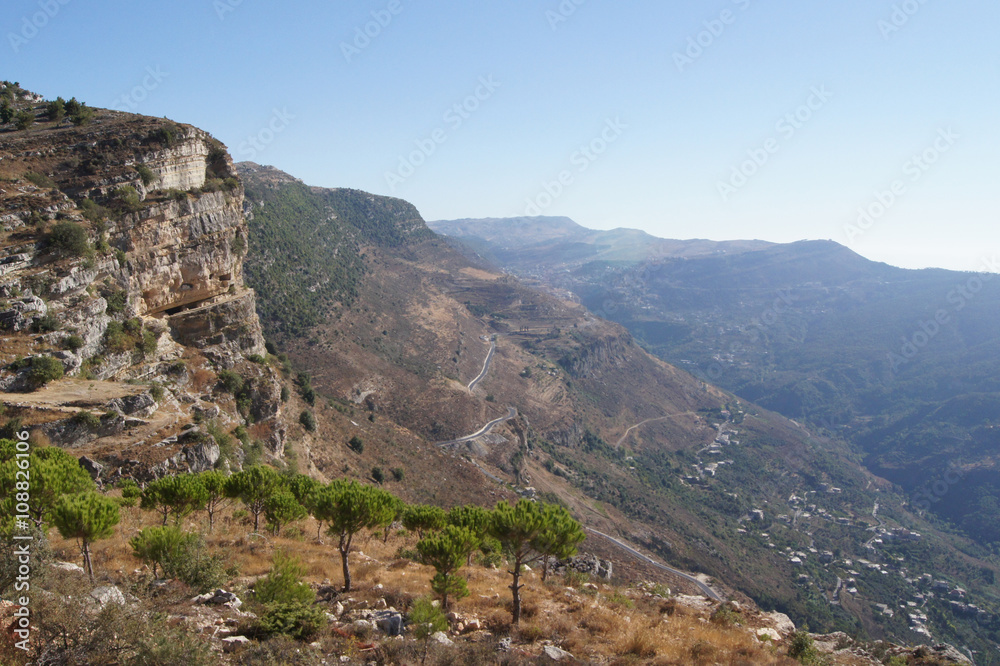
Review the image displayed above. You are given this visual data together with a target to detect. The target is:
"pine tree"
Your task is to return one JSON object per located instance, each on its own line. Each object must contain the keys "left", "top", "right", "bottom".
{"left": 224, "top": 464, "right": 283, "bottom": 532}
{"left": 316, "top": 480, "right": 396, "bottom": 591}
{"left": 52, "top": 492, "right": 120, "bottom": 580}
{"left": 140, "top": 474, "right": 208, "bottom": 525}
{"left": 417, "top": 524, "right": 478, "bottom": 608}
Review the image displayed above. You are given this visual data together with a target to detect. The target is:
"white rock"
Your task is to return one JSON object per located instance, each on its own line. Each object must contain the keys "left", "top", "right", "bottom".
{"left": 431, "top": 631, "right": 454, "bottom": 646}
{"left": 756, "top": 628, "right": 782, "bottom": 642}
{"left": 51, "top": 561, "right": 86, "bottom": 574}
{"left": 222, "top": 636, "right": 250, "bottom": 653}
{"left": 89, "top": 586, "right": 127, "bottom": 607}
{"left": 542, "top": 645, "right": 575, "bottom": 661}
{"left": 763, "top": 611, "right": 796, "bottom": 635}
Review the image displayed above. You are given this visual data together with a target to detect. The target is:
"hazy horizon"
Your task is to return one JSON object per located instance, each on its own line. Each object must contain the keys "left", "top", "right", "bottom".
{"left": 4, "top": 0, "right": 998, "bottom": 273}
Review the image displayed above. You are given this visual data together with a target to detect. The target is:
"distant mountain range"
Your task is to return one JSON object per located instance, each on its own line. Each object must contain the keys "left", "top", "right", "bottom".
{"left": 430, "top": 217, "right": 1000, "bottom": 551}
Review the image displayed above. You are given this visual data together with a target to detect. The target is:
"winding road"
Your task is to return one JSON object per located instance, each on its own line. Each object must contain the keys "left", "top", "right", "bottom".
{"left": 436, "top": 406, "right": 518, "bottom": 447}
{"left": 467, "top": 337, "right": 496, "bottom": 391}
{"left": 586, "top": 528, "right": 726, "bottom": 602}
{"left": 614, "top": 413, "right": 692, "bottom": 448}
{"left": 443, "top": 335, "right": 728, "bottom": 603}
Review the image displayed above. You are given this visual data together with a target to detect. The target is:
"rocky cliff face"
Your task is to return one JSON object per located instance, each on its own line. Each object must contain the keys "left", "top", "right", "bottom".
{"left": 0, "top": 90, "right": 280, "bottom": 478}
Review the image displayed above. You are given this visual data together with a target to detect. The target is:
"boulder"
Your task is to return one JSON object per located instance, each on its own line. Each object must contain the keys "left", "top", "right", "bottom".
{"left": 373, "top": 610, "right": 404, "bottom": 636}
{"left": 756, "top": 628, "right": 781, "bottom": 643}
{"left": 542, "top": 645, "right": 576, "bottom": 661}
{"left": 431, "top": 631, "right": 454, "bottom": 647}
{"left": 222, "top": 636, "right": 251, "bottom": 653}
{"left": 89, "top": 586, "right": 127, "bottom": 608}
{"left": 762, "top": 610, "right": 796, "bottom": 635}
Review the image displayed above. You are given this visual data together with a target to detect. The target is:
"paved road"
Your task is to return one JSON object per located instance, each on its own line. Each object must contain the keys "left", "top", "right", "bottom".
{"left": 585, "top": 528, "right": 725, "bottom": 602}
{"left": 468, "top": 338, "right": 496, "bottom": 391}
{"left": 436, "top": 406, "right": 518, "bottom": 447}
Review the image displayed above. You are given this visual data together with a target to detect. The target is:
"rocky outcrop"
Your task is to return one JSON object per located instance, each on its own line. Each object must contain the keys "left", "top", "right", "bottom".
{"left": 0, "top": 95, "right": 281, "bottom": 474}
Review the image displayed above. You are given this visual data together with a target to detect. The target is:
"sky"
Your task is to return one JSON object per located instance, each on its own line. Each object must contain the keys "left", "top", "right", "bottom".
{"left": 2, "top": 0, "right": 999, "bottom": 271}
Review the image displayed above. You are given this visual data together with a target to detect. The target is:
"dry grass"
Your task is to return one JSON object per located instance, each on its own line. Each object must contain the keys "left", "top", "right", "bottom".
{"left": 45, "top": 500, "right": 802, "bottom": 665}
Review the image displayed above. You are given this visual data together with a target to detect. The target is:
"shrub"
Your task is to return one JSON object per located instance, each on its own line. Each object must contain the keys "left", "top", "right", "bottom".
{"left": 14, "top": 109, "right": 34, "bottom": 130}
{"left": 280, "top": 386, "right": 290, "bottom": 402}
{"left": 46, "top": 97, "right": 65, "bottom": 122}
{"left": 73, "top": 411, "right": 101, "bottom": 430}
{"left": 134, "top": 164, "right": 156, "bottom": 186}
{"left": 348, "top": 436, "right": 364, "bottom": 454}
{"left": 254, "top": 551, "right": 314, "bottom": 606}
{"left": 113, "top": 185, "right": 142, "bottom": 213}
{"left": 217, "top": 369, "right": 244, "bottom": 394}
{"left": 27, "top": 356, "right": 64, "bottom": 388}
{"left": 31, "top": 313, "right": 61, "bottom": 333}
{"left": 105, "top": 290, "right": 128, "bottom": 315}
{"left": 79, "top": 198, "right": 108, "bottom": 224}
{"left": 256, "top": 602, "right": 327, "bottom": 641}
{"left": 69, "top": 103, "right": 94, "bottom": 126}
{"left": 47, "top": 221, "right": 91, "bottom": 257}
{"left": 149, "top": 383, "right": 164, "bottom": 402}
{"left": 24, "top": 171, "right": 56, "bottom": 188}
{"left": 391, "top": 467, "right": 404, "bottom": 482}
{"left": 247, "top": 353, "right": 266, "bottom": 364}
{"left": 299, "top": 410, "right": 316, "bottom": 432}
{"left": 61, "top": 334, "right": 85, "bottom": 351}
{"left": 371, "top": 467, "right": 385, "bottom": 484}
{"left": 787, "top": 631, "right": 822, "bottom": 664}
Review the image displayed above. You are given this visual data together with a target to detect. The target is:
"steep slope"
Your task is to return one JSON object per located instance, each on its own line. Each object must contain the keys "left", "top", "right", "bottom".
{"left": 433, "top": 217, "right": 1000, "bottom": 553}
{"left": 0, "top": 83, "right": 283, "bottom": 478}
{"left": 241, "top": 167, "right": 1000, "bottom": 659}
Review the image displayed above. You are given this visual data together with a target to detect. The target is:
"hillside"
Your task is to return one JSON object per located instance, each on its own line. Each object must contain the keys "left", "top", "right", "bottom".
{"left": 0, "top": 82, "right": 283, "bottom": 478}
{"left": 431, "top": 217, "right": 1000, "bottom": 553}
{"left": 242, "top": 169, "right": 1000, "bottom": 660}
{"left": 0, "top": 83, "right": 993, "bottom": 663}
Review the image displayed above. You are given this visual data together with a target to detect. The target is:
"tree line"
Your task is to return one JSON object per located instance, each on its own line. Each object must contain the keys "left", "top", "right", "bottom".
{"left": 0, "top": 443, "right": 585, "bottom": 624}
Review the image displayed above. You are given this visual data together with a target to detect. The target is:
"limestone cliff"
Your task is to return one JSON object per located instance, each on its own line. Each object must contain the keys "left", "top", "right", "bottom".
{"left": 0, "top": 86, "right": 281, "bottom": 478}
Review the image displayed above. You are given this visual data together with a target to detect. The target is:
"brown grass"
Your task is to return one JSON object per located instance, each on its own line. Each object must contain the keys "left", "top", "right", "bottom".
{"left": 44, "top": 501, "right": 801, "bottom": 665}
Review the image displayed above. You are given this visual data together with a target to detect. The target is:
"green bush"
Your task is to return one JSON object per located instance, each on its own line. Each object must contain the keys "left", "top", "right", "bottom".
{"left": 135, "top": 164, "right": 156, "bottom": 186}
{"left": 256, "top": 602, "right": 327, "bottom": 641}
{"left": 80, "top": 198, "right": 108, "bottom": 224}
{"left": 149, "top": 383, "right": 165, "bottom": 402}
{"left": 113, "top": 185, "right": 142, "bottom": 213}
{"left": 69, "top": 103, "right": 93, "bottom": 126}
{"left": 217, "top": 370, "right": 244, "bottom": 394}
{"left": 105, "top": 290, "right": 128, "bottom": 315}
{"left": 371, "top": 467, "right": 385, "bottom": 484}
{"left": 47, "top": 221, "right": 91, "bottom": 257}
{"left": 787, "top": 631, "right": 822, "bottom": 664}
{"left": 254, "top": 551, "right": 314, "bottom": 606}
{"left": 14, "top": 109, "right": 34, "bottom": 130}
{"left": 72, "top": 411, "right": 101, "bottom": 430}
{"left": 24, "top": 171, "right": 56, "bottom": 188}
{"left": 27, "top": 356, "right": 64, "bottom": 388}
{"left": 46, "top": 97, "right": 65, "bottom": 123}
{"left": 298, "top": 410, "right": 316, "bottom": 432}
{"left": 31, "top": 313, "right": 61, "bottom": 333}
{"left": 348, "top": 436, "right": 364, "bottom": 454}
{"left": 61, "top": 334, "right": 85, "bottom": 351}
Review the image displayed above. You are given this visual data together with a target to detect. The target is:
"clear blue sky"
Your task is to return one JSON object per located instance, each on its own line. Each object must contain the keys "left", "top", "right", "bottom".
{"left": 3, "top": 0, "right": 998, "bottom": 271}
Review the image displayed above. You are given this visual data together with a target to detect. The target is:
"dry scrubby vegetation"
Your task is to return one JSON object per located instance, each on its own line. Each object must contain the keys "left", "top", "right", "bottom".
{"left": 0, "top": 446, "right": 812, "bottom": 665}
